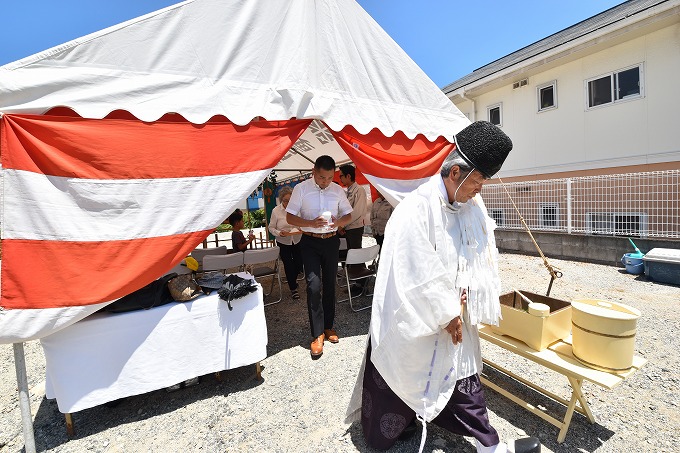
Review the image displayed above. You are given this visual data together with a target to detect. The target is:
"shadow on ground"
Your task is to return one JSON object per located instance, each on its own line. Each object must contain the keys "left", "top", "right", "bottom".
{"left": 31, "top": 360, "right": 263, "bottom": 451}
{"left": 482, "top": 366, "right": 615, "bottom": 452}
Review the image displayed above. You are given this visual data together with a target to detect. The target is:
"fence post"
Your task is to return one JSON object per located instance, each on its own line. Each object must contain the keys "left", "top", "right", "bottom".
{"left": 566, "top": 178, "right": 572, "bottom": 234}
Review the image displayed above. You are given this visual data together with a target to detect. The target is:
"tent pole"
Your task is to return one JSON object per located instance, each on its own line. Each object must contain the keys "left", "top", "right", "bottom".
{"left": 13, "top": 342, "right": 37, "bottom": 453}
{"left": 246, "top": 192, "right": 253, "bottom": 249}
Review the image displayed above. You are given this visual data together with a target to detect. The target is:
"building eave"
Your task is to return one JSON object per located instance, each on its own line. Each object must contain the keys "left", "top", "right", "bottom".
{"left": 445, "top": 0, "right": 680, "bottom": 101}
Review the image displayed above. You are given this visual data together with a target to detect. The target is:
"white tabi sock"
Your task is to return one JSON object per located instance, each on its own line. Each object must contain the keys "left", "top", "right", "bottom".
{"left": 475, "top": 439, "right": 507, "bottom": 453}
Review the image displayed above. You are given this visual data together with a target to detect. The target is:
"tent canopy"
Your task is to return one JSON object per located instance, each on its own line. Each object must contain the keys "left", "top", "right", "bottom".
{"left": 1, "top": 0, "right": 466, "bottom": 139}
{"left": 0, "top": 0, "right": 469, "bottom": 342}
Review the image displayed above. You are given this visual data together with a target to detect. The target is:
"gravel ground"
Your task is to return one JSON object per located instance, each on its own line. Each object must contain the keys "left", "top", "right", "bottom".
{"left": 1, "top": 245, "right": 679, "bottom": 453}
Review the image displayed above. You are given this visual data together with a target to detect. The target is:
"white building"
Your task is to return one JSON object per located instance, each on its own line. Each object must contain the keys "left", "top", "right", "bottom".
{"left": 442, "top": 0, "right": 680, "bottom": 252}
{"left": 445, "top": 0, "right": 680, "bottom": 179}
{"left": 443, "top": 0, "right": 680, "bottom": 252}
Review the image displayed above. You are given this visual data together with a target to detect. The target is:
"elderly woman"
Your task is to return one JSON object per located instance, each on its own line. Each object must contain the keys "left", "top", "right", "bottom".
{"left": 268, "top": 186, "right": 304, "bottom": 299}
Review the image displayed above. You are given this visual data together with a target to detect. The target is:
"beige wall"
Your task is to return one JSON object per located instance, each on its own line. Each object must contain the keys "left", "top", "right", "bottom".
{"left": 453, "top": 22, "right": 680, "bottom": 179}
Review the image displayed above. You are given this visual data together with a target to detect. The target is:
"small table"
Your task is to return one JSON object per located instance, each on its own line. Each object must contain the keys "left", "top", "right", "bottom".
{"left": 478, "top": 325, "right": 646, "bottom": 443}
{"left": 41, "top": 274, "right": 267, "bottom": 434}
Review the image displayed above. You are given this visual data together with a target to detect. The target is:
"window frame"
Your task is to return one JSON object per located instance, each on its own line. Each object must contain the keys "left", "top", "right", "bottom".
{"left": 585, "top": 63, "right": 644, "bottom": 110}
{"left": 488, "top": 208, "right": 505, "bottom": 227}
{"left": 585, "top": 211, "right": 648, "bottom": 238}
{"left": 487, "top": 103, "right": 502, "bottom": 127}
{"left": 538, "top": 203, "right": 560, "bottom": 229}
{"left": 537, "top": 80, "right": 557, "bottom": 112}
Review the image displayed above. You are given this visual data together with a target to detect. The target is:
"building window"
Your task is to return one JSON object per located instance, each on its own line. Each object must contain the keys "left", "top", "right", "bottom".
{"left": 585, "top": 212, "right": 648, "bottom": 237}
{"left": 488, "top": 208, "right": 505, "bottom": 226}
{"left": 539, "top": 203, "right": 559, "bottom": 228}
{"left": 487, "top": 103, "right": 502, "bottom": 126}
{"left": 586, "top": 64, "right": 643, "bottom": 109}
{"left": 537, "top": 81, "right": 557, "bottom": 112}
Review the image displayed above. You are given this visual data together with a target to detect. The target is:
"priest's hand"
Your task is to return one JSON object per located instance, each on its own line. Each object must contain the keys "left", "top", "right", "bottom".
{"left": 445, "top": 316, "right": 463, "bottom": 345}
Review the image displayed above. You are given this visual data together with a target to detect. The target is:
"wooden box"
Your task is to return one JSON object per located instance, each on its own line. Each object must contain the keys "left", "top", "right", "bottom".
{"left": 487, "top": 290, "right": 572, "bottom": 351}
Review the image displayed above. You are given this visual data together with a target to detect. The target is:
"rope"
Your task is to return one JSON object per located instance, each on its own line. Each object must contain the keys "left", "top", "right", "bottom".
{"left": 498, "top": 178, "right": 563, "bottom": 283}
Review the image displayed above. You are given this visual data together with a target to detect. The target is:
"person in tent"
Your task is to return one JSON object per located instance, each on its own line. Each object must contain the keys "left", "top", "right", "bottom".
{"left": 345, "top": 121, "right": 541, "bottom": 453}
{"left": 286, "top": 155, "right": 353, "bottom": 358}
{"left": 268, "top": 186, "right": 304, "bottom": 300}
{"left": 369, "top": 188, "right": 393, "bottom": 248}
{"left": 228, "top": 209, "right": 255, "bottom": 253}
{"left": 338, "top": 164, "right": 369, "bottom": 294}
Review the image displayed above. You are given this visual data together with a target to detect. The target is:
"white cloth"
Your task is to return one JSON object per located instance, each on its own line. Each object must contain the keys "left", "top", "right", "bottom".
{"left": 346, "top": 175, "right": 502, "bottom": 424}
{"left": 286, "top": 179, "right": 352, "bottom": 234}
{"left": 345, "top": 182, "right": 368, "bottom": 230}
{"left": 41, "top": 274, "right": 266, "bottom": 413}
{"left": 268, "top": 203, "right": 301, "bottom": 246}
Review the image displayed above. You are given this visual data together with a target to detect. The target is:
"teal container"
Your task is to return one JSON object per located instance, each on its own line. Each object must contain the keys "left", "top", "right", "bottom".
{"left": 621, "top": 253, "right": 644, "bottom": 275}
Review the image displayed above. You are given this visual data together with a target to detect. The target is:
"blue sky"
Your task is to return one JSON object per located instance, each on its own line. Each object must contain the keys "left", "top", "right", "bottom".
{"left": 1, "top": 0, "right": 623, "bottom": 88}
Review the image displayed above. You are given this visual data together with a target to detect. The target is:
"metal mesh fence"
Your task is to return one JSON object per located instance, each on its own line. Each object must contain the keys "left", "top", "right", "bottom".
{"left": 481, "top": 170, "right": 680, "bottom": 239}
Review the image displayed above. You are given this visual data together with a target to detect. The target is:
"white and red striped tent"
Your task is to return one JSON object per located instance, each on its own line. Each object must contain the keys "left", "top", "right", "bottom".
{"left": 0, "top": 0, "right": 470, "bottom": 343}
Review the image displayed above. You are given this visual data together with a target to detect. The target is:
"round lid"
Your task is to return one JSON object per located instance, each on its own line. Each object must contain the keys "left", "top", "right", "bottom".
{"left": 571, "top": 299, "right": 641, "bottom": 320}
{"left": 528, "top": 302, "right": 550, "bottom": 317}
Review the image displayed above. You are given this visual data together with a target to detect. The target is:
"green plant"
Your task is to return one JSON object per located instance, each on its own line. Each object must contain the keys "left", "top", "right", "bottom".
{"left": 216, "top": 208, "right": 265, "bottom": 232}
{"left": 215, "top": 223, "right": 232, "bottom": 233}
{"left": 244, "top": 209, "right": 265, "bottom": 229}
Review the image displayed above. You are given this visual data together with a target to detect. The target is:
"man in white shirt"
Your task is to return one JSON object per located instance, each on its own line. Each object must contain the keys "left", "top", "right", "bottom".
{"left": 338, "top": 164, "right": 368, "bottom": 294}
{"left": 286, "top": 155, "right": 353, "bottom": 358}
{"left": 345, "top": 121, "right": 540, "bottom": 453}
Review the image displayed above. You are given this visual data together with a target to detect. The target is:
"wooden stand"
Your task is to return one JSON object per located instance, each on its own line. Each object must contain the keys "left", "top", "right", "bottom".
{"left": 478, "top": 325, "right": 646, "bottom": 443}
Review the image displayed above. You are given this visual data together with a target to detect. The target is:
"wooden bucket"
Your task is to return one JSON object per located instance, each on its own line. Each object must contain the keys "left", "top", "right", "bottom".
{"left": 571, "top": 299, "right": 641, "bottom": 372}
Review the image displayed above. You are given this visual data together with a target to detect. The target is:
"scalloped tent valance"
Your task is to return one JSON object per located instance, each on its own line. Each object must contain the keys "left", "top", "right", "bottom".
{"left": 0, "top": 0, "right": 468, "bottom": 140}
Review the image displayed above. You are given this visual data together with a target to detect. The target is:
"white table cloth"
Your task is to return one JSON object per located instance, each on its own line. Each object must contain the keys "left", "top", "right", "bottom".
{"left": 41, "top": 274, "right": 267, "bottom": 413}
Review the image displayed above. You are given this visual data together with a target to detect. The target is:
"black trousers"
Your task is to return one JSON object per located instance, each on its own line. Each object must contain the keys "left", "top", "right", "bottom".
{"left": 344, "top": 226, "right": 364, "bottom": 250}
{"left": 299, "top": 234, "right": 340, "bottom": 338}
{"left": 361, "top": 339, "right": 499, "bottom": 450}
{"left": 277, "top": 241, "right": 303, "bottom": 291}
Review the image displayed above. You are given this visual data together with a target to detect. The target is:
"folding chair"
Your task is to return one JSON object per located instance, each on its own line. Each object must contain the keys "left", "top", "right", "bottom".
{"left": 243, "top": 247, "right": 282, "bottom": 306}
{"left": 190, "top": 246, "right": 229, "bottom": 270}
{"left": 338, "top": 244, "right": 380, "bottom": 312}
{"left": 203, "top": 253, "right": 244, "bottom": 274}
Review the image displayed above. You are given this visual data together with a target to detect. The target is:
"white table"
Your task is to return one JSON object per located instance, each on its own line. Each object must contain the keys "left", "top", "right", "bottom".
{"left": 40, "top": 273, "right": 267, "bottom": 427}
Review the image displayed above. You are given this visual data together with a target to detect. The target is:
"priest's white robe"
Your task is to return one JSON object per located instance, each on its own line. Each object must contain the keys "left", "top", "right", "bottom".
{"left": 346, "top": 174, "right": 502, "bottom": 424}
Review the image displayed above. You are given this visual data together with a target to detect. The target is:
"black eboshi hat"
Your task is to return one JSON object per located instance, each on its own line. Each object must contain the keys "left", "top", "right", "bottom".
{"left": 453, "top": 121, "right": 513, "bottom": 179}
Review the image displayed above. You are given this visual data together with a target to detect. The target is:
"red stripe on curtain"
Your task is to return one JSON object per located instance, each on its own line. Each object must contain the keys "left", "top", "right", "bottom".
{"left": 1, "top": 115, "right": 311, "bottom": 179}
{"left": 330, "top": 125, "right": 455, "bottom": 180}
{"left": 0, "top": 114, "right": 312, "bottom": 309}
{"left": 0, "top": 232, "right": 212, "bottom": 309}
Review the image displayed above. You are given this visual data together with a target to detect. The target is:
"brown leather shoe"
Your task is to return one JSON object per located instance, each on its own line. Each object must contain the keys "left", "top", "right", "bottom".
{"left": 324, "top": 328, "right": 339, "bottom": 344}
{"left": 310, "top": 334, "right": 324, "bottom": 357}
